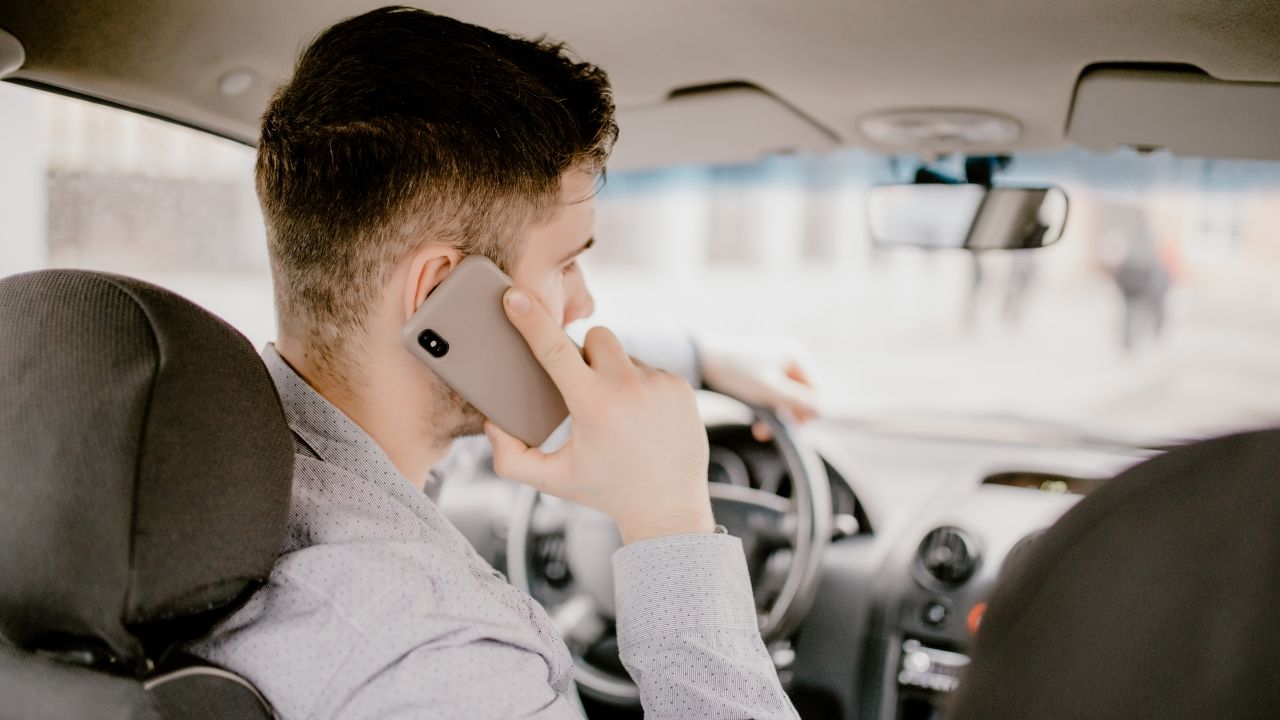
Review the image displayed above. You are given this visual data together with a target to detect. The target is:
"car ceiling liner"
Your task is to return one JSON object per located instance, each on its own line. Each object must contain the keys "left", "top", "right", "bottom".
{"left": 1068, "top": 64, "right": 1280, "bottom": 161}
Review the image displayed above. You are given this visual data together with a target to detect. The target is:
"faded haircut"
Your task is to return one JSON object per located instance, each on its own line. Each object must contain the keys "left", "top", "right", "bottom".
{"left": 256, "top": 6, "right": 617, "bottom": 371}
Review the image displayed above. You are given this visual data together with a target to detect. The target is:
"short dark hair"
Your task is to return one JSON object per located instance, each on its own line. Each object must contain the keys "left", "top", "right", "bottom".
{"left": 257, "top": 6, "right": 617, "bottom": 368}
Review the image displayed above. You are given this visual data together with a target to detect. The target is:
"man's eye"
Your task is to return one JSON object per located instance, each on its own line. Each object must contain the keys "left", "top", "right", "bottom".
{"left": 561, "top": 260, "right": 578, "bottom": 275}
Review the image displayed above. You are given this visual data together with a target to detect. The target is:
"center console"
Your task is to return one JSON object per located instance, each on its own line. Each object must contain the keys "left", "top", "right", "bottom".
{"left": 895, "top": 638, "right": 971, "bottom": 719}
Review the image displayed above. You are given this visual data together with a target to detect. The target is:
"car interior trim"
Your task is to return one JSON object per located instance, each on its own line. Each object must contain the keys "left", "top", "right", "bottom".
{"left": 1068, "top": 64, "right": 1280, "bottom": 160}
{"left": 143, "top": 665, "right": 269, "bottom": 705}
{"left": 0, "top": 26, "right": 24, "bottom": 77}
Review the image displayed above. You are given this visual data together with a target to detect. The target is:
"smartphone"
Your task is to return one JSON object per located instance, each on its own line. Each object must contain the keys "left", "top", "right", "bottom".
{"left": 402, "top": 255, "right": 569, "bottom": 447}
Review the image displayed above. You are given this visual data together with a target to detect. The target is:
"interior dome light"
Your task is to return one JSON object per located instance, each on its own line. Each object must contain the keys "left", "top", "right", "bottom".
{"left": 860, "top": 109, "right": 1021, "bottom": 151}
{"left": 218, "top": 69, "right": 256, "bottom": 97}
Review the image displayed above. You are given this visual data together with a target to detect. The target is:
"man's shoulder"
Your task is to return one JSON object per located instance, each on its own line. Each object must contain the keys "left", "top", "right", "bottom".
{"left": 196, "top": 541, "right": 446, "bottom": 648}
{"left": 185, "top": 542, "right": 452, "bottom": 720}
{"left": 239, "top": 494, "right": 552, "bottom": 633}
{"left": 277, "top": 540, "right": 445, "bottom": 609}
{"left": 282, "top": 454, "right": 420, "bottom": 546}
{"left": 187, "top": 535, "right": 558, "bottom": 718}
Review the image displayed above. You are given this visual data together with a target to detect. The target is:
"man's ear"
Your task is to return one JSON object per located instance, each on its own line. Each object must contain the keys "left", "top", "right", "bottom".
{"left": 403, "top": 245, "right": 464, "bottom": 321}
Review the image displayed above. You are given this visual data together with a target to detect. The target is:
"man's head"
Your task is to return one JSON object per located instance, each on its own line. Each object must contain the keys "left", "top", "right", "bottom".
{"left": 259, "top": 6, "right": 613, "bottom": 441}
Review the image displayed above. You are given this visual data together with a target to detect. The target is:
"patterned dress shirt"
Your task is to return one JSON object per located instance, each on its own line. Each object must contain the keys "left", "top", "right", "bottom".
{"left": 188, "top": 344, "right": 797, "bottom": 720}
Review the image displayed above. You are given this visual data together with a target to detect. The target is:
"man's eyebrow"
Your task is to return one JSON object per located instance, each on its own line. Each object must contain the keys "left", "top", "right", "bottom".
{"left": 559, "top": 237, "right": 595, "bottom": 265}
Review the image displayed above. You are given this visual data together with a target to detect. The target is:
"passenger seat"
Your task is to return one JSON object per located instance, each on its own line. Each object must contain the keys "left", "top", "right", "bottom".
{"left": 950, "top": 427, "right": 1280, "bottom": 719}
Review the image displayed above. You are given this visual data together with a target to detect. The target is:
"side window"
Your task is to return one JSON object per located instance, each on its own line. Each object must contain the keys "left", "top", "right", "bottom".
{"left": 0, "top": 81, "right": 272, "bottom": 345}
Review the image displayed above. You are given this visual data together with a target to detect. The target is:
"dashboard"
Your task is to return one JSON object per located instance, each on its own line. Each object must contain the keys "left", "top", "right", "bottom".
{"left": 791, "top": 421, "right": 1152, "bottom": 720}
{"left": 435, "top": 419, "right": 1155, "bottom": 720}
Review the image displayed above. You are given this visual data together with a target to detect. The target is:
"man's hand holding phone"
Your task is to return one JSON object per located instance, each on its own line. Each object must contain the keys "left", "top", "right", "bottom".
{"left": 484, "top": 288, "right": 715, "bottom": 545}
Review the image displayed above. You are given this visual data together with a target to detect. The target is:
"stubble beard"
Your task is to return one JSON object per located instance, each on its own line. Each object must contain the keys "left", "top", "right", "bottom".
{"left": 423, "top": 374, "right": 488, "bottom": 441}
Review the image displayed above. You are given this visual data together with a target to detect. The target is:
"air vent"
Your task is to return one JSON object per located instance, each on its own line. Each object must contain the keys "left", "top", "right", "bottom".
{"left": 984, "top": 471, "right": 1104, "bottom": 496}
{"left": 917, "top": 527, "right": 981, "bottom": 586}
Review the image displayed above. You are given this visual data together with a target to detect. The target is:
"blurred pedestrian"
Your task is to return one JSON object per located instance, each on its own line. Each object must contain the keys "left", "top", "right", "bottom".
{"left": 1100, "top": 207, "right": 1170, "bottom": 351}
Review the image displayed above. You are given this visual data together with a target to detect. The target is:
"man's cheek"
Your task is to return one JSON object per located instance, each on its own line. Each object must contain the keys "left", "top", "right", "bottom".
{"left": 529, "top": 281, "right": 566, "bottom": 325}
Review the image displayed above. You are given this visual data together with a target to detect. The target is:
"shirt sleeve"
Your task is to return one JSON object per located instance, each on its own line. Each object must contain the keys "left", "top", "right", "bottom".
{"left": 612, "top": 534, "right": 800, "bottom": 720}
{"left": 333, "top": 638, "right": 585, "bottom": 720}
{"left": 616, "top": 333, "right": 703, "bottom": 388}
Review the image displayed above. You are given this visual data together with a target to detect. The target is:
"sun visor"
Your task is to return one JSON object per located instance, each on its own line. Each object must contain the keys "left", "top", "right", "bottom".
{"left": 608, "top": 82, "right": 838, "bottom": 171}
{"left": 0, "top": 26, "right": 24, "bottom": 78}
{"left": 1067, "top": 66, "right": 1280, "bottom": 161}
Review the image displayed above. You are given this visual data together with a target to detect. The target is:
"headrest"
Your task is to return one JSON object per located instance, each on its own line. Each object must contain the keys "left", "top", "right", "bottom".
{"left": 951, "top": 428, "right": 1280, "bottom": 719}
{"left": 0, "top": 270, "right": 293, "bottom": 674}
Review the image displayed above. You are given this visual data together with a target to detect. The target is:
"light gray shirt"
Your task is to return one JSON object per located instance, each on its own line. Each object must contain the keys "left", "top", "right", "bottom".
{"left": 188, "top": 345, "right": 797, "bottom": 720}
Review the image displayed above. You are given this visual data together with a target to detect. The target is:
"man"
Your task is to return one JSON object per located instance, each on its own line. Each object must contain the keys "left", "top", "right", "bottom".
{"left": 190, "top": 6, "right": 815, "bottom": 719}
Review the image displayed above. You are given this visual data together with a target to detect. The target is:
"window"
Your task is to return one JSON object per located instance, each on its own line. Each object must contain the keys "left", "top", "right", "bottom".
{"left": 7, "top": 80, "right": 1280, "bottom": 444}
{"left": 0, "top": 82, "right": 272, "bottom": 346}
{"left": 589, "top": 149, "right": 1280, "bottom": 443}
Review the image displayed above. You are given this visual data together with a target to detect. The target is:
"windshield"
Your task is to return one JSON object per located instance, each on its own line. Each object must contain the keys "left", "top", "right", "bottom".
{"left": 587, "top": 150, "right": 1280, "bottom": 445}
{"left": 5, "top": 81, "right": 1279, "bottom": 445}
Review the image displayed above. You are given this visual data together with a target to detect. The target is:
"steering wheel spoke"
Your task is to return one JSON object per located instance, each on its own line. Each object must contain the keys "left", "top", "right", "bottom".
{"left": 552, "top": 591, "right": 608, "bottom": 652}
{"left": 530, "top": 495, "right": 570, "bottom": 535}
{"left": 709, "top": 482, "right": 794, "bottom": 532}
{"left": 707, "top": 481, "right": 794, "bottom": 514}
{"left": 708, "top": 482, "right": 794, "bottom": 569}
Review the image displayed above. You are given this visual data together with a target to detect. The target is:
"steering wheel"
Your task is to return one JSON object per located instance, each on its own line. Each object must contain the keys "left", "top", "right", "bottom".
{"left": 507, "top": 396, "right": 833, "bottom": 705}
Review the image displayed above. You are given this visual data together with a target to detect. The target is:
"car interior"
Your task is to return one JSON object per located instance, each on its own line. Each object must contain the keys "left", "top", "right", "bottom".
{"left": 2, "top": 2, "right": 1279, "bottom": 719}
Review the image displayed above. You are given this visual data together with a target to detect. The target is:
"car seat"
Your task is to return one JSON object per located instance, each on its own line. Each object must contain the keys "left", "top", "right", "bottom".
{"left": 949, "top": 428, "right": 1280, "bottom": 719}
{"left": 0, "top": 270, "right": 293, "bottom": 719}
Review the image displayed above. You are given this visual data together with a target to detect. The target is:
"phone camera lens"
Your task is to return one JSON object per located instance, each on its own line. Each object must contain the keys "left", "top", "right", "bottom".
{"left": 418, "top": 329, "right": 449, "bottom": 359}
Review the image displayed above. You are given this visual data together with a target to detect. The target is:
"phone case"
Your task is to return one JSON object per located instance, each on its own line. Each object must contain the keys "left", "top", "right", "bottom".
{"left": 401, "top": 256, "right": 569, "bottom": 447}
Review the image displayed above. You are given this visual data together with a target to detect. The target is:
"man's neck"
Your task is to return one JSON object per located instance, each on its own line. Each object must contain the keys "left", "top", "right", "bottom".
{"left": 275, "top": 339, "right": 451, "bottom": 491}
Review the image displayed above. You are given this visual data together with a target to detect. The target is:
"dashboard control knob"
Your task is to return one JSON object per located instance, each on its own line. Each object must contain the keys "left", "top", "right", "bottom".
{"left": 922, "top": 600, "right": 950, "bottom": 627}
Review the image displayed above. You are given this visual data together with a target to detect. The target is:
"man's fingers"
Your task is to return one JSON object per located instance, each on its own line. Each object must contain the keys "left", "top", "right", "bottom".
{"left": 784, "top": 361, "right": 815, "bottom": 389}
{"left": 751, "top": 421, "right": 774, "bottom": 442}
{"left": 582, "top": 326, "right": 633, "bottom": 377}
{"left": 765, "top": 375, "right": 821, "bottom": 423}
{"left": 485, "top": 421, "right": 565, "bottom": 493}
{"left": 504, "top": 288, "right": 591, "bottom": 402}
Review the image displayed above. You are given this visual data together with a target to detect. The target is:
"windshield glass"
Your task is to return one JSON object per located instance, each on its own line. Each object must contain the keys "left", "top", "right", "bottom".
{"left": 5, "top": 81, "right": 1278, "bottom": 446}
{"left": 588, "top": 150, "right": 1280, "bottom": 445}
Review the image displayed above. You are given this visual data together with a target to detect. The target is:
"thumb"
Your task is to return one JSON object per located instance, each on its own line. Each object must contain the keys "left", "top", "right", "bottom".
{"left": 766, "top": 374, "right": 821, "bottom": 422}
{"left": 485, "top": 421, "right": 566, "bottom": 493}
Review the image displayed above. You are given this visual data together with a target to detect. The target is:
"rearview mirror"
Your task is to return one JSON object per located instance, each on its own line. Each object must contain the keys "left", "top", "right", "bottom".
{"left": 867, "top": 184, "right": 1068, "bottom": 250}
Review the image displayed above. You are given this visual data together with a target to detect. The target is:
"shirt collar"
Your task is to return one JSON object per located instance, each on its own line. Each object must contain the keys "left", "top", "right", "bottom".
{"left": 261, "top": 343, "right": 443, "bottom": 503}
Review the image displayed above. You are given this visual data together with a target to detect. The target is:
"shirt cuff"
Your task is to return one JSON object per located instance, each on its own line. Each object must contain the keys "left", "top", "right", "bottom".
{"left": 611, "top": 533, "right": 759, "bottom": 651}
{"left": 617, "top": 333, "right": 704, "bottom": 388}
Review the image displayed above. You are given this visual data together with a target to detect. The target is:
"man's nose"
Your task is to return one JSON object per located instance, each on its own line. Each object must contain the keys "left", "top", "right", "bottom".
{"left": 562, "top": 282, "right": 595, "bottom": 326}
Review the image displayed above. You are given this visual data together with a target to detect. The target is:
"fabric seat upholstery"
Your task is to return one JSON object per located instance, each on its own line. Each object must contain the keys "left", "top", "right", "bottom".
{"left": 0, "top": 270, "right": 293, "bottom": 719}
{"left": 950, "top": 428, "right": 1280, "bottom": 720}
